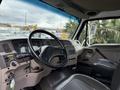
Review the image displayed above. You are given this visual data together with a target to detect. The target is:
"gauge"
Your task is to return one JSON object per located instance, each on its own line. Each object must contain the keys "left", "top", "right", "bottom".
{"left": 43, "top": 39, "right": 52, "bottom": 46}
{"left": 33, "top": 46, "right": 40, "bottom": 51}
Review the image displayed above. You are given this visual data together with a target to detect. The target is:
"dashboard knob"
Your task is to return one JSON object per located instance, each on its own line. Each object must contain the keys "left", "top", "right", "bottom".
{"left": 10, "top": 61, "right": 18, "bottom": 67}
{"left": 11, "top": 61, "right": 16, "bottom": 66}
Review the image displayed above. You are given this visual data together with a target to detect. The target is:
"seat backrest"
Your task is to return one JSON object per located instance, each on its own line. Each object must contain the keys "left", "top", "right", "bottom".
{"left": 111, "top": 63, "right": 120, "bottom": 90}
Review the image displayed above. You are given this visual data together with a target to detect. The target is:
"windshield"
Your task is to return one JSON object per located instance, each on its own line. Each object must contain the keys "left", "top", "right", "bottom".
{"left": 0, "top": 0, "right": 80, "bottom": 40}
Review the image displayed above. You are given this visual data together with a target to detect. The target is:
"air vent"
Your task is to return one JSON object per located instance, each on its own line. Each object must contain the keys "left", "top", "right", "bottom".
{"left": 2, "top": 43, "right": 11, "bottom": 53}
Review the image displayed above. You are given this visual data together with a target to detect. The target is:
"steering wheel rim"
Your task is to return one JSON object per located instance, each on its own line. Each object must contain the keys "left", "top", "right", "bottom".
{"left": 28, "top": 29, "right": 68, "bottom": 68}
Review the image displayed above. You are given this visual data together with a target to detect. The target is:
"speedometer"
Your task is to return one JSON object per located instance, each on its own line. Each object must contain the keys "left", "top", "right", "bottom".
{"left": 33, "top": 46, "right": 40, "bottom": 51}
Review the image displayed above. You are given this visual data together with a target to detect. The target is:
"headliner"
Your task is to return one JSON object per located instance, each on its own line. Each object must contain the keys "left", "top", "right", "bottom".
{"left": 43, "top": 0, "right": 120, "bottom": 19}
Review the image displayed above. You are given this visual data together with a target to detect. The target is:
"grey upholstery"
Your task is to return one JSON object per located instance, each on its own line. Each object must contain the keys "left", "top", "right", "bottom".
{"left": 55, "top": 63, "right": 120, "bottom": 90}
{"left": 111, "top": 64, "right": 120, "bottom": 90}
{"left": 55, "top": 74, "right": 110, "bottom": 90}
{"left": 39, "top": 64, "right": 120, "bottom": 90}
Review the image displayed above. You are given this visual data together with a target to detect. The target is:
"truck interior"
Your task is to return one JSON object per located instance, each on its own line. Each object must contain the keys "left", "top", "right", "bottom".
{"left": 0, "top": 0, "right": 120, "bottom": 90}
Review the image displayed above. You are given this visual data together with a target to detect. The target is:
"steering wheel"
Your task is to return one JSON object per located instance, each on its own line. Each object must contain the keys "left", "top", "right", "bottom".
{"left": 27, "top": 29, "right": 68, "bottom": 68}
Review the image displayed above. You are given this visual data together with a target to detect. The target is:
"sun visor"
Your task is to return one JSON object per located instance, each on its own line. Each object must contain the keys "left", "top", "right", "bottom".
{"left": 43, "top": 0, "right": 120, "bottom": 19}
{"left": 43, "top": 0, "right": 92, "bottom": 19}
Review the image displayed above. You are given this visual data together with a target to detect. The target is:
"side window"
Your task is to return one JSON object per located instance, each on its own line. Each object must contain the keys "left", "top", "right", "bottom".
{"left": 79, "top": 19, "right": 120, "bottom": 46}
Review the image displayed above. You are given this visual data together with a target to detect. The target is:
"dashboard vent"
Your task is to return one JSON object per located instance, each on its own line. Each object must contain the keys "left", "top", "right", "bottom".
{"left": 2, "top": 44, "right": 11, "bottom": 53}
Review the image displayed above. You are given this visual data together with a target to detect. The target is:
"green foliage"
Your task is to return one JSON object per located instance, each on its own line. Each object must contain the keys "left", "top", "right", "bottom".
{"left": 89, "top": 19, "right": 120, "bottom": 44}
{"left": 64, "top": 18, "right": 120, "bottom": 45}
{"left": 64, "top": 20, "right": 78, "bottom": 38}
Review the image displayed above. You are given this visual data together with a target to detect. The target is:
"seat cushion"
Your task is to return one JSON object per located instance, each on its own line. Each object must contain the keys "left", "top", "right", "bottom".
{"left": 55, "top": 74, "right": 110, "bottom": 90}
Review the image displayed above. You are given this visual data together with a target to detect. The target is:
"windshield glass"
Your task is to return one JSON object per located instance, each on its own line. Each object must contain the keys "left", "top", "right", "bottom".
{"left": 0, "top": 0, "right": 80, "bottom": 40}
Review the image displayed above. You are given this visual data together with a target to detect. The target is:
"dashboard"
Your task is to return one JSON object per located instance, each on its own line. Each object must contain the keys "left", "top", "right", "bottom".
{"left": 0, "top": 38, "right": 77, "bottom": 69}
